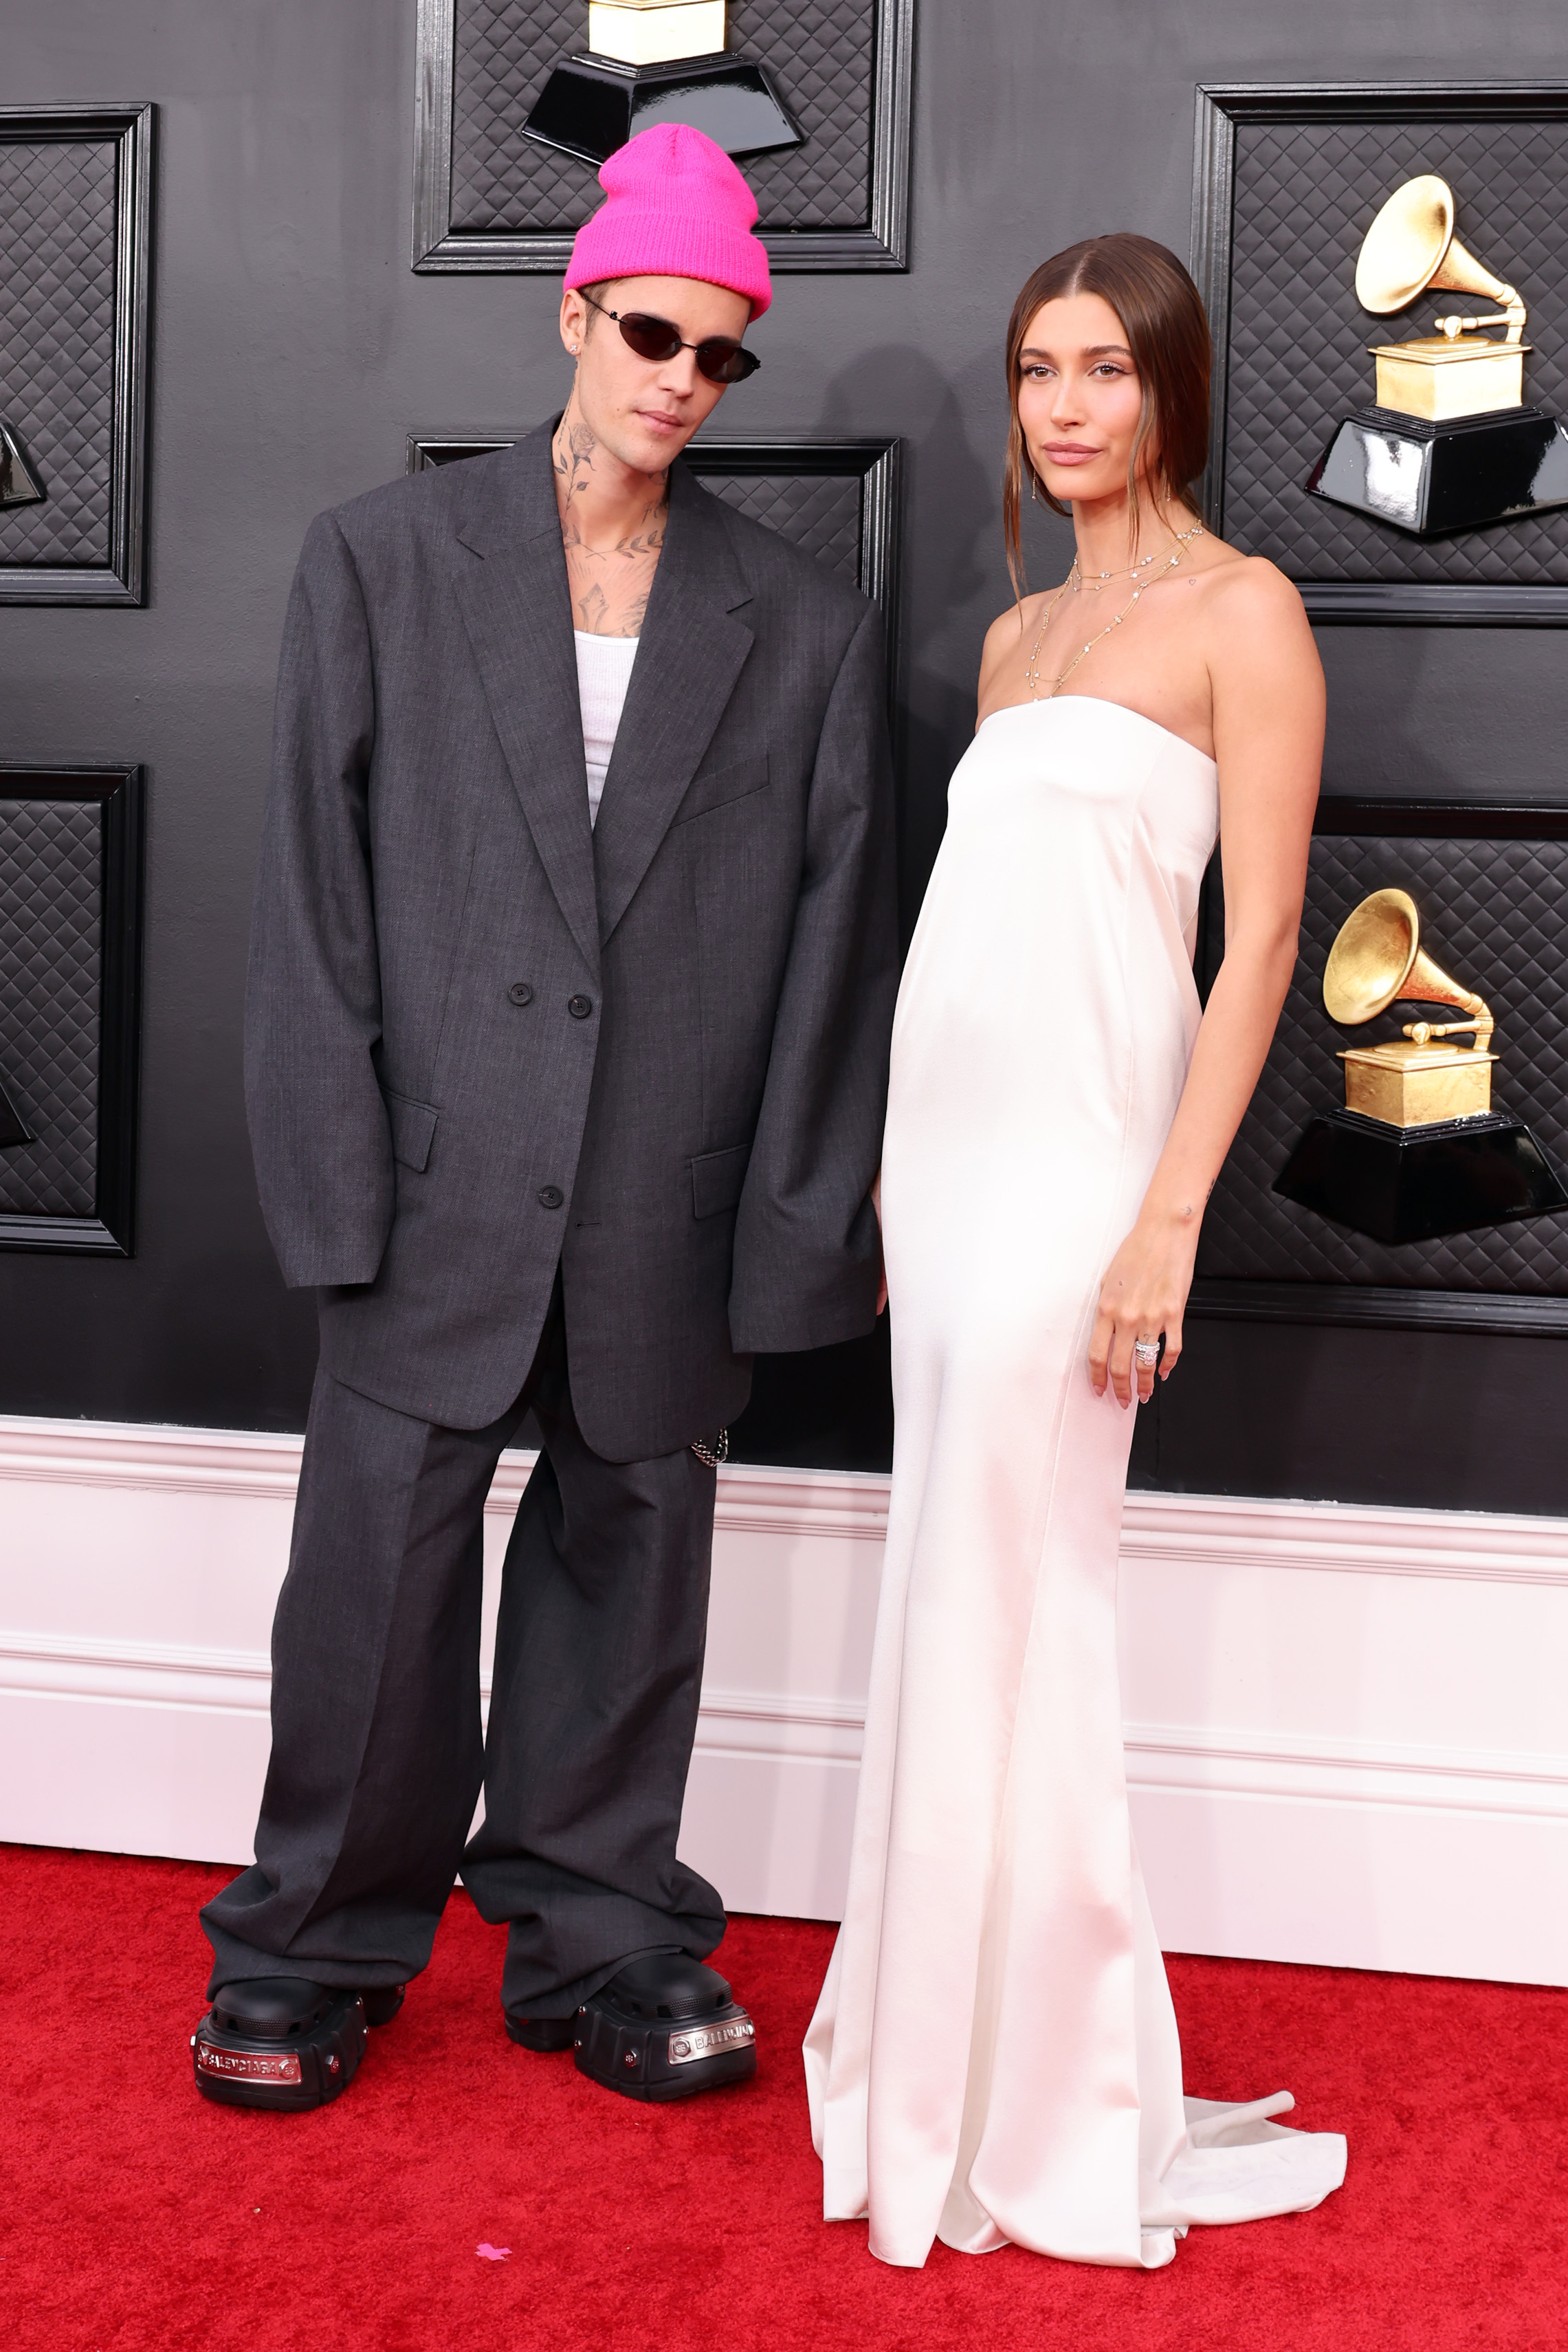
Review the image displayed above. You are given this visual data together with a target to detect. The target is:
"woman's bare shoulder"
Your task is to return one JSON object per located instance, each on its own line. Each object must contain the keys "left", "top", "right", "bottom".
{"left": 1200, "top": 545, "right": 1309, "bottom": 629}
{"left": 979, "top": 586, "right": 1058, "bottom": 666}
{"left": 976, "top": 600, "right": 1020, "bottom": 692}
{"left": 982, "top": 595, "right": 1031, "bottom": 647}
{"left": 1200, "top": 547, "right": 1324, "bottom": 732}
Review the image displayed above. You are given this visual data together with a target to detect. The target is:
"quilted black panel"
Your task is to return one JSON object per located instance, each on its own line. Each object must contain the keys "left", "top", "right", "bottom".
{"left": 1198, "top": 832, "right": 1568, "bottom": 1290}
{"left": 0, "top": 136, "right": 118, "bottom": 569}
{"left": 448, "top": 0, "right": 875, "bottom": 234}
{"left": 0, "top": 798, "right": 101, "bottom": 1217}
{"left": 1223, "top": 119, "right": 1568, "bottom": 583}
{"left": 697, "top": 469, "right": 861, "bottom": 582}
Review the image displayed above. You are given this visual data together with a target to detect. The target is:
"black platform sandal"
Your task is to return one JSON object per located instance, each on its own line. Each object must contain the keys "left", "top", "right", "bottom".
{"left": 192, "top": 1976, "right": 402, "bottom": 2108}
{"left": 573, "top": 1953, "right": 756, "bottom": 2102}
{"left": 505, "top": 2012, "right": 578, "bottom": 2053}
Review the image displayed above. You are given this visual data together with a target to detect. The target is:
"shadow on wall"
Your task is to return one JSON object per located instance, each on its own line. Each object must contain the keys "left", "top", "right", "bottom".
{"left": 810, "top": 342, "right": 1015, "bottom": 934}
{"left": 734, "top": 347, "right": 1000, "bottom": 1470}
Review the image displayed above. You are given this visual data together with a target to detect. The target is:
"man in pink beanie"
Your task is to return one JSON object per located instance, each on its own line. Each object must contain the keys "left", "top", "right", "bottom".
{"left": 197, "top": 124, "right": 897, "bottom": 2118}
{"left": 551, "top": 124, "right": 771, "bottom": 637}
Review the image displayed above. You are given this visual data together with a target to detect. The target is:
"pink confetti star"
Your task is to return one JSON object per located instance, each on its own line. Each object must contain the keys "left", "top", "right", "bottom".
{"left": 476, "top": 2243, "right": 511, "bottom": 2262}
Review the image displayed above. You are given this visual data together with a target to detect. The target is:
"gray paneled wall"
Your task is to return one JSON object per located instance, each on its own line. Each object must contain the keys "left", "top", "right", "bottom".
{"left": 0, "top": 138, "right": 118, "bottom": 567}
{"left": 5, "top": 1, "right": 1568, "bottom": 1512}
{"left": 0, "top": 798, "right": 100, "bottom": 1216}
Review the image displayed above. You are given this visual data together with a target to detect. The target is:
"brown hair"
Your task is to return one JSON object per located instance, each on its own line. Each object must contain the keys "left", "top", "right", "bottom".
{"left": 1002, "top": 233, "right": 1211, "bottom": 597}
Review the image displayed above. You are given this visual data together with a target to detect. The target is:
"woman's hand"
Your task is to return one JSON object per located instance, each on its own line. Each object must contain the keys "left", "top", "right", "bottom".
{"left": 1087, "top": 1209, "right": 1199, "bottom": 1407}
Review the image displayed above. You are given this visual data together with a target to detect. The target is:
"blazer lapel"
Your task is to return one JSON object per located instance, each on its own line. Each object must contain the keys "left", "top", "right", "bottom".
{"left": 450, "top": 425, "right": 601, "bottom": 974}
{"left": 591, "top": 465, "right": 755, "bottom": 946}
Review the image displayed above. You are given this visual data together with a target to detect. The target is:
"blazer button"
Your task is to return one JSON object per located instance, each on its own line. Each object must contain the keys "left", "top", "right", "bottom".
{"left": 567, "top": 993, "right": 594, "bottom": 1019}
{"left": 538, "top": 1185, "right": 564, "bottom": 1210}
{"left": 508, "top": 982, "right": 533, "bottom": 1007}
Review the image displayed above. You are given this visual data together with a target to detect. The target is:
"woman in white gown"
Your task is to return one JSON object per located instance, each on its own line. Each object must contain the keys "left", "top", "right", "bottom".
{"left": 806, "top": 235, "right": 1346, "bottom": 2269}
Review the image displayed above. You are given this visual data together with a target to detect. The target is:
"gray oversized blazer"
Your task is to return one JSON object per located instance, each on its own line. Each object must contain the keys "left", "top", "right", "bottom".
{"left": 245, "top": 419, "right": 898, "bottom": 1458}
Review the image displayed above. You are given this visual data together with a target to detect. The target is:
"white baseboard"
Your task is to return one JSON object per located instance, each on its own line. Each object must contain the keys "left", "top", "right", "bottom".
{"left": 2, "top": 1414, "right": 1564, "bottom": 1985}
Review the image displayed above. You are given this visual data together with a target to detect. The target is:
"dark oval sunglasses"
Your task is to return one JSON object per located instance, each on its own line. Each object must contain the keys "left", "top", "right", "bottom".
{"left": 582, "top": 290, "right": 761, "bottom": 385}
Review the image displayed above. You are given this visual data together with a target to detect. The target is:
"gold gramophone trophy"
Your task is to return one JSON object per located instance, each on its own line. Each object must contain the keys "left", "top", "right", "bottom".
{"left": 1272, "top": 888, "right": 1567, "bottom": 1244}
{"left": 524, "top": 1, "right": 800, "bottom": 167}
{"left": 1307, "top": 175, "right": 1568, "bottom": 536}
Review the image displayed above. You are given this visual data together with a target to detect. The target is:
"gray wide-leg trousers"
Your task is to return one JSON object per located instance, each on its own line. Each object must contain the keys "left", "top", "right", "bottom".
{"left": 201, "top": 1290, "right": 725, "bottom": 2019}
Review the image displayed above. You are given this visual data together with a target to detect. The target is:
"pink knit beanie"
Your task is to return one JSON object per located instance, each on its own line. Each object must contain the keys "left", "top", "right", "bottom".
{"left": 564, "top": 122, "right": 772, "bottom": 320}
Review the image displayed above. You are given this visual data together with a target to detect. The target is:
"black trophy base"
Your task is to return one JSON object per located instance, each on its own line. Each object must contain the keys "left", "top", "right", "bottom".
{"left": 1274, "top": 1108, "right": 1568, "bottom": 1245}
{"left": 523, "top": 52, "right": 802, "bottom": 166}
{"left": 1306, "top": 405, "right": 1568, "bottom": 537}
{"left": 0, "top": 419, "right": 45, "bottom": 510}
{"left": 0, "top": 1073, "right": 34, "bottom": 1148}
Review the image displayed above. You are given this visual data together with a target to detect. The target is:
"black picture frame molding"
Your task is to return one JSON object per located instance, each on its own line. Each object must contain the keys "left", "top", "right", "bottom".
{"left": 0, "top": 765, "right": 144, "bottom": 1255}
{"left": 0, "top": 102, "right": 154, "bottom": 607}
{"left": 412, "top": 0, "right": 914, "bottom": 274}
{"left": 405, "top": 431, "right": 903, "bottom": 687}
{"left": 1191, "top": 80, "right": 1568, "bottom": 627}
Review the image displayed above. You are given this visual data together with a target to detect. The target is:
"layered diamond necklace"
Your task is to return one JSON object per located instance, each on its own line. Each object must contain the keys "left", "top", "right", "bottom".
{"left": 1024, "top": 522, "right": 1206, "bottom": 699}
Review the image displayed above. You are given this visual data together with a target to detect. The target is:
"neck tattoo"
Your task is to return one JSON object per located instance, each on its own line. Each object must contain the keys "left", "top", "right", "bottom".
{"left": 553, "top": 411, "right": 670, "bottom": 636}
{"left": 553, "top": 413, "right": 669, "bottom": 554}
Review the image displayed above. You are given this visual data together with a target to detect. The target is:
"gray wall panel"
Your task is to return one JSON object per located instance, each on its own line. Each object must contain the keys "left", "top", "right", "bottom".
{"left": 5, "top": 0, "right": 1568, "bottom": 1510}
{"left": 0, "top": 798, "right": 100, "bottom": 1214}
{"left": 0, "top": 138, "right": 118, "bottom": 567}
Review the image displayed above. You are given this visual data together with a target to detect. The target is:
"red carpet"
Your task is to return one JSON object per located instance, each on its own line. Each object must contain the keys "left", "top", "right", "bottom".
{"left": 3, "top": 1845, "right": 1562, "bottom": 2351}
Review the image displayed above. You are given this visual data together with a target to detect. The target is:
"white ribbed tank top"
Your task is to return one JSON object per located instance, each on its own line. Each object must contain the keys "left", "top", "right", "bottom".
{"left": 573, "top": 630, "right": 639, "bottom": 828}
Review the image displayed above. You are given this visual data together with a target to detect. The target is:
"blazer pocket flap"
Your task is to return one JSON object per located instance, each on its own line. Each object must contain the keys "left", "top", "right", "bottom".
{"left": 690, "top": 1143, "right": 750, "bottom": 1219}
{"left": 385, "top": 1089, "right": 439, "bottom": 1172}
{"left": 673, "top": 754, "right": 769, "bottom": 825}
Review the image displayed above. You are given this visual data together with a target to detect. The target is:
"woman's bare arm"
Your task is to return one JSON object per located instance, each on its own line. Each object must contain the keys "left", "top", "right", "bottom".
{"left": 1089, "top": 558, "right": 1323, "bottom": 1405}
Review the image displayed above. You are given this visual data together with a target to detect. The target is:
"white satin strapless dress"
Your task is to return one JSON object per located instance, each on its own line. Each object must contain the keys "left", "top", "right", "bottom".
{"left": 804, "top": 696, "right": 1346, "bottom": 2269}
